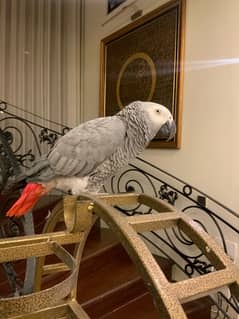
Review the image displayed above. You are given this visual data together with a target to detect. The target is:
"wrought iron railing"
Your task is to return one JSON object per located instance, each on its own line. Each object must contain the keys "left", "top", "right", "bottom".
{"left": 0, "top": 100, "right": 69, "bottom": 296}
{"left": 103, "top": 158, "right": 239, "bottom": 318}
{"left": 0, "top": 100, "right": 69, "bottom": 174}
{"left": 0, "top": 100, "right": 238, "bottom": 318}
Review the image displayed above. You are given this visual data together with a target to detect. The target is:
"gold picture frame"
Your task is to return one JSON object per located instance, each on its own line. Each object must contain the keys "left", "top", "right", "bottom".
{"left": 100, "top": 0, "right": 186, "bottom": 148}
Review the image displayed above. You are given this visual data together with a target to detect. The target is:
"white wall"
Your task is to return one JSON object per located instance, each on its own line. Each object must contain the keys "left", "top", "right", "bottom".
{"left": 83, "top": 0, "right": 239, "bottom": 212}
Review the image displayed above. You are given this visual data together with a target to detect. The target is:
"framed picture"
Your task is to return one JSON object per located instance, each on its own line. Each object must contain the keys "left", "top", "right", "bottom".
{"left": 107, "top": 0, "right": 126, "bottom": 14}
{"left": 100, "top": 0, "right": 186, "bottom": 148}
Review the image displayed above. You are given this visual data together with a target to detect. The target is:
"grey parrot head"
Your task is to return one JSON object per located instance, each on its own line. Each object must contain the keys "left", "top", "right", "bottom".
{"left": 138, "top": 101, "right": 176, "bottom": 141}
{"left": 117, "top": 101, "right": 176, "bottom": 141}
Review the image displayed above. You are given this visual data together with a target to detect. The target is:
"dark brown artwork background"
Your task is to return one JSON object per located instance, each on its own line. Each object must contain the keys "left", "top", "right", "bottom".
{"left": 105, "top": 8, "right": 178, "bottom": 117}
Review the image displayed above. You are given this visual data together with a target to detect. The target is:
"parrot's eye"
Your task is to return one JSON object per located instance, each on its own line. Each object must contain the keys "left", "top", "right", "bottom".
{"left": 156, "top": 109, "right": 161, "bottom": 113}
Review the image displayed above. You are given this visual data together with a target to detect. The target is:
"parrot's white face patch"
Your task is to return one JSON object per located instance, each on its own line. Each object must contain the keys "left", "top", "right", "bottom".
{"left": 142, "top": 102, "right": 173, "bottom": 130}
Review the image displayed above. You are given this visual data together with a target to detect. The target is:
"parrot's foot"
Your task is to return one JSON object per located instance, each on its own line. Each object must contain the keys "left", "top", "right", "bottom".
{"left": 88, "top": 192, "right": 109, "bottom": 196}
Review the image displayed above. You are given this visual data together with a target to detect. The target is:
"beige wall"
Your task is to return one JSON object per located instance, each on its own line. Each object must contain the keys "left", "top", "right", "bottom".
{"left": 83, "top": 0, "right": 239, "bottom": 212}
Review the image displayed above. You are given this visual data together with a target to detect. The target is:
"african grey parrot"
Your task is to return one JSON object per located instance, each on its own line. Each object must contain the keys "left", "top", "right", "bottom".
{"left": 6, "top": 101, "right": 176, "bottom": 217}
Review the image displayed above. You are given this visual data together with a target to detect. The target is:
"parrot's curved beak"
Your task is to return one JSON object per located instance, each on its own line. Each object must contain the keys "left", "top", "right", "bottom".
{"left": 155, "top": 119, "right": 176, "bottom": 141}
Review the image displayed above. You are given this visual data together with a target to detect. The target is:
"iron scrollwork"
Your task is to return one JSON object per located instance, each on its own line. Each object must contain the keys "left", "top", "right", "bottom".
{"left": 159, "top": 184, "right": 178, "bottom": 205}
{"left": 39, "top": 128, "right": 58, "bottom": 147}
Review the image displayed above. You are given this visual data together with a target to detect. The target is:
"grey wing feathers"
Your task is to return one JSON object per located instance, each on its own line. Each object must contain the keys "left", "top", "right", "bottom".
{"left": 47, "top": 116, "right": 126, "bottom": 178}
{"left": 25, "top": 155, "right": 54, "bottom": 181}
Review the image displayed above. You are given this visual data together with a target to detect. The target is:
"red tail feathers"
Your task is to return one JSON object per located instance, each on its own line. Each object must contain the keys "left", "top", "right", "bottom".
{"left": 6, "top": 183, "right": 46, "bottom": 217}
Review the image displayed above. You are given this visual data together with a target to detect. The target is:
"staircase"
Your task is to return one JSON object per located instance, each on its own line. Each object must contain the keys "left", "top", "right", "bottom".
{"left": 80, "top": 228, "right": 213, "bottom": 319}
{"left": 39, "top": 219, "right": 212, "bottom": 319}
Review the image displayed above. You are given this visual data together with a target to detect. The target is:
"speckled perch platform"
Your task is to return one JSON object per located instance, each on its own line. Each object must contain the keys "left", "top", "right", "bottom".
{"left": 0, "top": 193, "right": 238, "bottom": 319}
